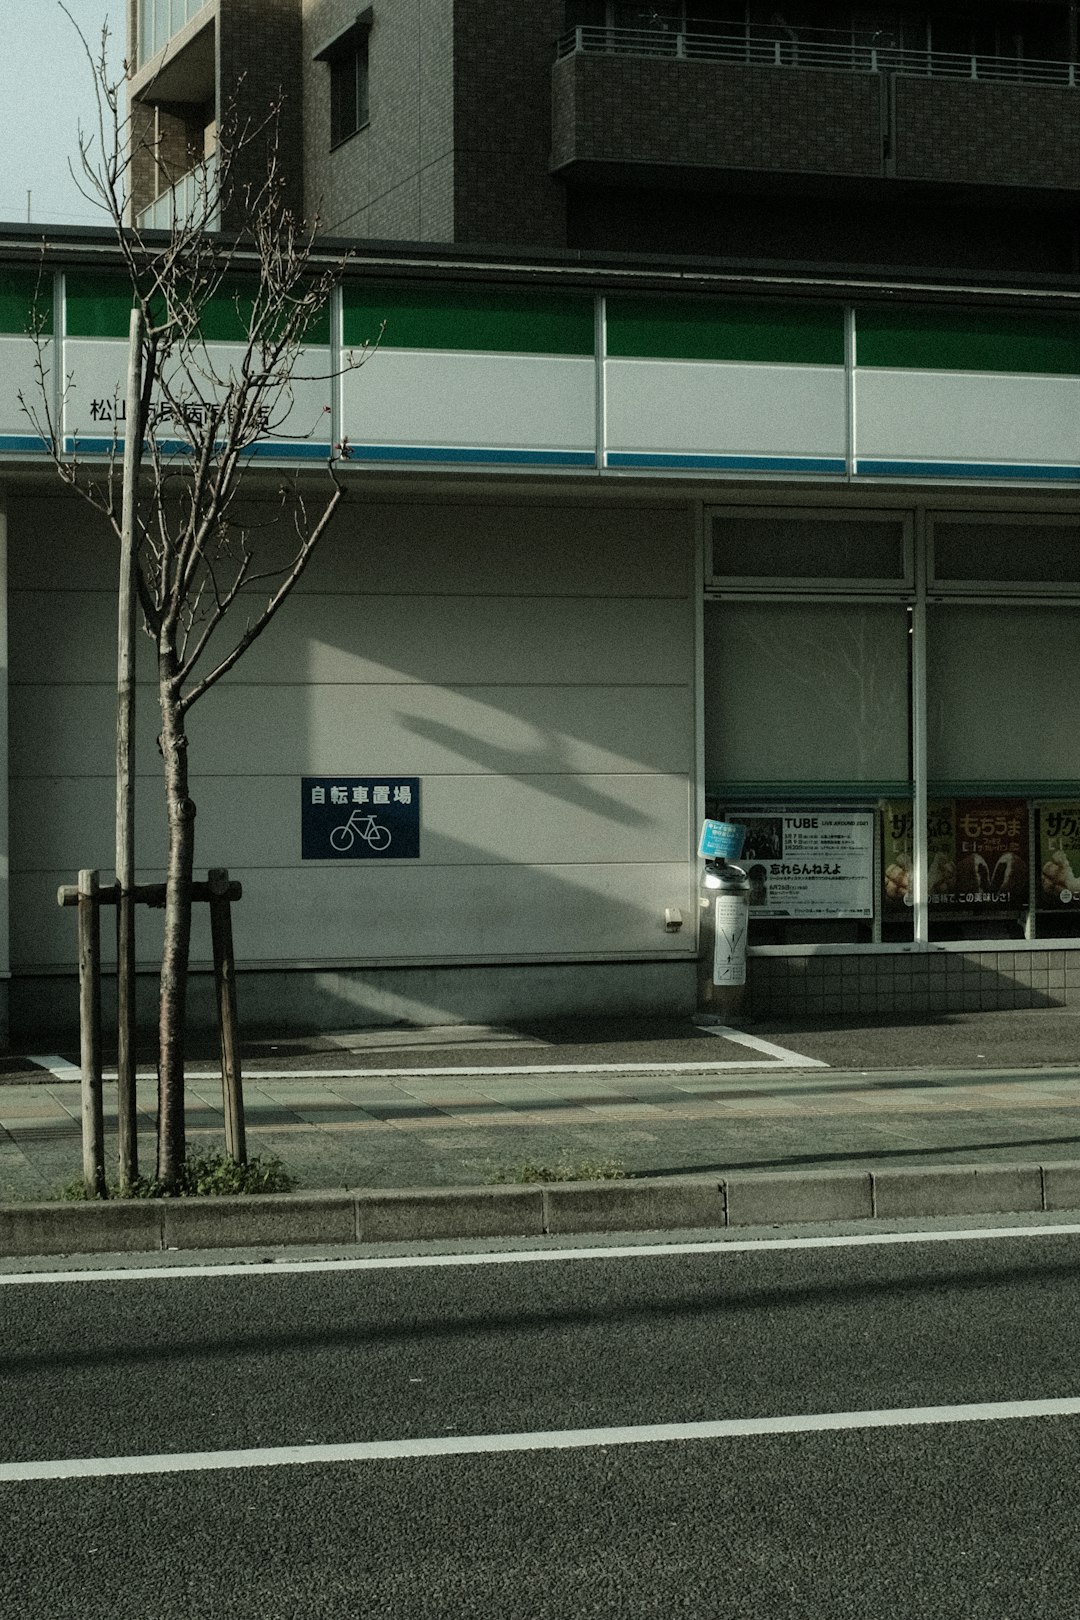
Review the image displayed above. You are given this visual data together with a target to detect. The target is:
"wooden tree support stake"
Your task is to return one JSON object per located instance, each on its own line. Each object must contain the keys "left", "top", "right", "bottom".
{"left": 209, "top": 868, "right": 246, "bottom": 1164}
{"left": 77, "top": 869, "right": 105, "bottom": 1198}
{"left": 59, "top": 871, "right": 246, "bottom": 1187}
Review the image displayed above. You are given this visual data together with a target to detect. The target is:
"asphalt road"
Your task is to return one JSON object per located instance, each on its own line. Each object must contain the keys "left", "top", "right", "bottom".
{"left": 4, "top": 1225, "right": 1080, "bottom": 1617}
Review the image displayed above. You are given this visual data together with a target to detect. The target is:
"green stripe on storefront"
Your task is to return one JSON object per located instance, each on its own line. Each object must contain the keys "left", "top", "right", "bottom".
{"left": 342, "top": 286, "right": 595, "bottom": 354}
{"left": 64, "top": 273, "right": 331, "bottom": 344}
{"left": 856, "top": 306, "right": 1080, "bottom": 374}
{"left": 0, "top": 270, "right": 52, "bottom": 335}
{"left": 606, "top": 298, "right": 844, "bottom": 365}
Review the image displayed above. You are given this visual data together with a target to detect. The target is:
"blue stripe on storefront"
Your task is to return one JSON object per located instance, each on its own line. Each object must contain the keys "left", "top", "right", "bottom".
{"left": 605, "top": 451, "right": 847, "bottom": 474}
{"left": 856, "top": 458, "right": 1080, "bottom": 481}
{"left": 344, "top": 445, "right": 596, "bottom": 466}
{"left": 0, "top": 434, "right": 52, "bottom": 453}
{"left": 62, "top": 437, "right": 336, "bottom": 460}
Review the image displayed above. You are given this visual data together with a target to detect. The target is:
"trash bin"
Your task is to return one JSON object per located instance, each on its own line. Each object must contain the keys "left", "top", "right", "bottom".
{"left": 697, "top": 820, "right": 750, "bottom": 1020}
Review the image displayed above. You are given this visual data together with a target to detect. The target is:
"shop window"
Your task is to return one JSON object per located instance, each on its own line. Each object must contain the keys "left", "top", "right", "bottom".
{"left": 931, "top": 516, "right": 1080, "bottom": 590}
{"left": 704, "top": 505, "right": 1080, "bottom": 951}
{"left": 709, "top": 509, "right": 911, "bottom": 589}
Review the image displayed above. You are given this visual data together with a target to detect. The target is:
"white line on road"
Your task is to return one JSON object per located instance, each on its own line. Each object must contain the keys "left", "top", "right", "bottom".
{"left": 6, "top": 1222, "right": 1080, "bottom": 1286}
{"left": 693, "top": 1024, "right": 828, "bottom": 1068}
{"left": 4, "top": 1397, "right": 1080, "bottom": 1483}
{"left": 27, "top": 1055, "right": 81, "bottom": 1081}
{"left": 37, "top": 1057, "right": 823, "bottom": 1082}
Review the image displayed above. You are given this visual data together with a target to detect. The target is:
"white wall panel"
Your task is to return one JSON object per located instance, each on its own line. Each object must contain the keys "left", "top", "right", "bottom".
{"left": 343, "top": 350, "right": 595, "bottom": 452}
{"left": 10, "top": 589, "right": 690, "bottom": 688}
{"left": 11, "top": 681, "right": 692, "bottom": 780}
{"left": 62, "top": 339, "right": 332, "bottom": 451}
{"left": 855, "top": 369, "right": 1080, "bottom": 467}
{"left": 10, "top": 771, "right": 691, "bottom": 876}
{"left": 606, "top": 359, "right": 846, "bottom": 459}
{"left": 0, "top": 337, "right": 54, "bottom": 449}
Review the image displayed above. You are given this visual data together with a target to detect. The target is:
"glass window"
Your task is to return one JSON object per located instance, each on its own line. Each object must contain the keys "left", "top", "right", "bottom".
{"left": 329, "top": 33, "right": 370, "bottom": 147}
{"left": 705, "top": 602, "right": 911, "bottom": 790}
{"left": 709, "top": 510, "right": 909, "bottom": 586}
{"left": 932, "top": 518, "right": 1080, "bottom": 588}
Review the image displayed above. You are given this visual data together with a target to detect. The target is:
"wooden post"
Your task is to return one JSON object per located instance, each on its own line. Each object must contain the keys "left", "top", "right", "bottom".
{"left": 78, "top": 869, "right": 106, "bottom": 1198}
{"left": 116, "top": 307, "right": 144, "bottom": 1188}
{"left": 208, "top": 867, "right": 246, "bottom": 1163}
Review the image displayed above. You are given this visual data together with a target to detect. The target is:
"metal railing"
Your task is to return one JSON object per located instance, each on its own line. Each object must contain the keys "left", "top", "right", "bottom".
{"left": 555, "top": 24, "right": 1079, "bottom": 88}
{"left": 136, "top": 155, "right": 220, "bottom": 232}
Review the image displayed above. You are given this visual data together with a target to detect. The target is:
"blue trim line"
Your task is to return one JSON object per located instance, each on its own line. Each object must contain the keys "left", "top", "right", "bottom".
{"left": 605, "top": 451, "right": 847, "bottom": 474}
{"left": 245, "top": 441, "right": 334, "bottom": 461}
{"left": 0, "top": 434, "right": 51, "bottom": 453}
{"left": 856, "top": 458, "right": 1080, "bottom": 482}
{"left": 63, "top": 437, "right": 336, "bottom": 461}
{"left": 345, "top": 444, "right": 596, "bottom": 467}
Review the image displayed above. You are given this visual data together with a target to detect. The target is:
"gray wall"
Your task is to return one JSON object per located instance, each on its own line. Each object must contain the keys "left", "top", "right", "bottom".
{"left": 7, "top": 492, "right": 696, "bottom": 990}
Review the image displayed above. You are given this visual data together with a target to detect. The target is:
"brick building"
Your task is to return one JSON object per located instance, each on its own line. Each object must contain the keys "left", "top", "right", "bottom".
{"left": 129, "top": 2, "right": 1080, "bottom": 274}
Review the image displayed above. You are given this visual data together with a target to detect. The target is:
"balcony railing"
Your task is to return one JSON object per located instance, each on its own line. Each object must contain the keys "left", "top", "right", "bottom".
{"left": 555, "top": 24, "right": 1079, "bottom": 88}
{"left": 136, "top": 155, "right": 219, "bottom": 232}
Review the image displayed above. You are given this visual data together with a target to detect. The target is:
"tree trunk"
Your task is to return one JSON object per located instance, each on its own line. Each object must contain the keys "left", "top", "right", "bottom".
{"left": 157, "top": 646, "right": 196, "bottom": 1188}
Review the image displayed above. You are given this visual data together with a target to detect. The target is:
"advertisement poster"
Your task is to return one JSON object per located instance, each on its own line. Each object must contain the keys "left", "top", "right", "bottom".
{"left": 1038, "top": 802, "right": 1080, "bottom": 911}
{"left": 725, "top": 808, "right": 874, "bottom": 919}
{"left": 883, "top": 800, "right": 955, "bottom": 911}
{"left": 883, "top": 799, "right": 1028, "bottom": 913}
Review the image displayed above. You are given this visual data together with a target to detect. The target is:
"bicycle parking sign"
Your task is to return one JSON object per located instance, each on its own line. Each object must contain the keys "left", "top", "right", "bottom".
{"left": 301, "top": 777, "right": 421, "bottom": 860}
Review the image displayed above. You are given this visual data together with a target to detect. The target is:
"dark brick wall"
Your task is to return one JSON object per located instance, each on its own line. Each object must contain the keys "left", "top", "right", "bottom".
{"left": 218, "top": 0, "right": 304, "bottom": 228}
{"left": 551, "top": 54, "right": 883, "bottom": 178}
{"left": 452, "top": 0, "right": 566, "bottom": 249}
{"left": 896, "top": 78, "right": 1080, "bottom": 191}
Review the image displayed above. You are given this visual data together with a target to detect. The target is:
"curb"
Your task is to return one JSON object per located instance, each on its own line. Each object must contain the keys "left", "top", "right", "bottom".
{"left": 3, "top": 1159, "right": 1080, "bottom": 1257}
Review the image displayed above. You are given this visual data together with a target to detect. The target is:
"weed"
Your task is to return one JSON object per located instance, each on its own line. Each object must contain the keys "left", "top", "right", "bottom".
{"left": 59, "top": 1150, "right": 298, "bottom": 1201}
{"left": 489, "top": 1154, "right": 626, "bottom": 1185}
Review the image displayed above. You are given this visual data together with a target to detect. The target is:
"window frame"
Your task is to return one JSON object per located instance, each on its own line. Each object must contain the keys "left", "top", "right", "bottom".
{"left": 314, "top": 9, "right": 373, "bottom": 151}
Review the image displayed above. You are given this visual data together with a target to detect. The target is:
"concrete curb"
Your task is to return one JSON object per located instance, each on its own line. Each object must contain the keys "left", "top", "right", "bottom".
{"left": 3, "top": 1159, "right": 1080, "bottom": 1257}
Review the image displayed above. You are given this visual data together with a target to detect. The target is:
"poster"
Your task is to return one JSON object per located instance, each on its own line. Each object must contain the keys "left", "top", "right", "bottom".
{"left": 883, "top": 800, "right": 955, "bottom": 911}
{"left": 725, "top": 808, "right": 874, "bottom": 919}
{"left": 883, "top": 799, "right": 1028, "bottom": 913}
{"left": 1038, "top": 802, "right": 1080, "bottom": 911}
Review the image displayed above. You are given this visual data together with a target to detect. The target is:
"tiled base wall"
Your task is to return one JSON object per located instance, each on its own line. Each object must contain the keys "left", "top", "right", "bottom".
{"left": 747, "top": 951, "right": 1080, "bottom": 1018}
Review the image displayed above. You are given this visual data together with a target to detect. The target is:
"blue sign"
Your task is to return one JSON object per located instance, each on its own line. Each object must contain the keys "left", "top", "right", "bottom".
{"left": 698, "top": 819, "right": 747, "bottom": 860}
{"left": 302, "top": 777, "right": 421, "bottom": 860}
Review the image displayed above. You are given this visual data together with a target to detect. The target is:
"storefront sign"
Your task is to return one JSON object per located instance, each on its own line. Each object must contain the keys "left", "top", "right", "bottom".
{"left": 301, "top": 776, "right": 421, "bottom": 860}
{"left": 726, "top": 808, "right": 874, "bottom": 919}
{"left": 1038, "top": 802, "right": 1080, "bottom": 910}
{"left": 883, "top": 799, "right": 1028, "bottom": 912}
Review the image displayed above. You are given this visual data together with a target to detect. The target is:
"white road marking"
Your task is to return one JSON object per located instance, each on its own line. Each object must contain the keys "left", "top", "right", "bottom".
{"left": 5, "top": 1222, "right": 1080, "bottom": 1286}
{"left": 3, "top": 1397, "right": 1079, "bottom": 1483}
{"left": 27, "top": 1055, "right": 81, "bottom": 1081}
{"left": 693, "top": 1024, "right": 828, "bottom": 1068}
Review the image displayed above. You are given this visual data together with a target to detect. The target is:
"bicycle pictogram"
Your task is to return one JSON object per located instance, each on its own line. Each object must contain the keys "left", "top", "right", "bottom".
{"left": 329, "top": 809, "right": 392, "bottom": 852}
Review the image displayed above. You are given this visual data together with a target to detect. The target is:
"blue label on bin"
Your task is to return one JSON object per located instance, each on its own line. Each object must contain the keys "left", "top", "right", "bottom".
{"left": 699, "top": 819, "right": 747, "bottom": 860}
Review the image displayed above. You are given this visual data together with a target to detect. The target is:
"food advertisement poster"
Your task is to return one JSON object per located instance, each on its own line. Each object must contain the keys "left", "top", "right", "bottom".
{"left": 725, "top": 808, "right": 874, "bottom": 919}
{"left": 1038, "top": 802, "right": 1080, "bottom": 911}
{"left": 883, "top": 799, "right": 1028, "bottom": 912}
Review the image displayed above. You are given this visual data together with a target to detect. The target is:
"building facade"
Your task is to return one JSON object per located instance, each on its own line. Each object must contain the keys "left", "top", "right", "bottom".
{"left": 3, "top": 238, "right": 1080, "bottom": 1037}
{"left": 0, "top": 2, "right": 1073, "bottom": 1040}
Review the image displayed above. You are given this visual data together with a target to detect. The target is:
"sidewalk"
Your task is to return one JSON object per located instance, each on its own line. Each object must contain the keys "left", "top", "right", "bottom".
{"left": 4, "top": 1011, "right": 1080, "bottom": 1211}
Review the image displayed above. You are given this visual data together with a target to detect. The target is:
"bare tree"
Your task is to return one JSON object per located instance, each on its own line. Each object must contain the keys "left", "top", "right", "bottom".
{"left": 21, "top": 16, "right": 366, "bottom": 1187}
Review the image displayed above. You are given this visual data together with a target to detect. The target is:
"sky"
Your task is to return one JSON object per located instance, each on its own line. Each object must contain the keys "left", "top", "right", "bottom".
{"left": 0, "top": 1, "right": 120, "bottom": 227}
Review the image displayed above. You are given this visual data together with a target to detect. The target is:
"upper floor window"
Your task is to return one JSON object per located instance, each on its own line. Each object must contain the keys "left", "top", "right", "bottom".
{"left": 138, "top": 0, "right": 208, "bottom": 66}
{"left": 315, "top": 11, "right": 372, "bottom": 150}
